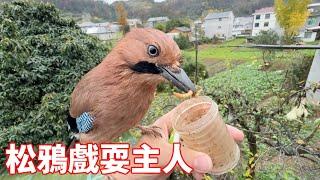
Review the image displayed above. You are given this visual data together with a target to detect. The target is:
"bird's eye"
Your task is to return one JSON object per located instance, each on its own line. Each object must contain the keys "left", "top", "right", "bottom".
{"left": 147, "top": 45, "right": 159, "bottom": 57}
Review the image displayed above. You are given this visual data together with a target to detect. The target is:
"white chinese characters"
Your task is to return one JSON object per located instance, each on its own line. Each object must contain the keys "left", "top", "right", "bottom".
{"left": 5, "top": 143, "right": 193, "bottom": 175}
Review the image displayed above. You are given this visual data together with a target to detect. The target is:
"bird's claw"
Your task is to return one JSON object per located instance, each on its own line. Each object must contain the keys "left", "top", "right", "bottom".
{"left": 137, "top": 125, "right": 163, "bottom": 138}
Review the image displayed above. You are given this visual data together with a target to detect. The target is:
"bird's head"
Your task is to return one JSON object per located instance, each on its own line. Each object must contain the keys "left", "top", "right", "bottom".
{"left": 112, "top": 28, "right": 196, "bottom": 93}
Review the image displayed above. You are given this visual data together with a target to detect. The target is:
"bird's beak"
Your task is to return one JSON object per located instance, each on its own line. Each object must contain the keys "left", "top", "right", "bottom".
{"left": 159, "top": 66, "right": 196, "bottom": 93}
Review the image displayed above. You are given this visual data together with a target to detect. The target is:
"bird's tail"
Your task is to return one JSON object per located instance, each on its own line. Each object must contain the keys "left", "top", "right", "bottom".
{"left": 66, "top": 113, "right": 79, "bottom": 153}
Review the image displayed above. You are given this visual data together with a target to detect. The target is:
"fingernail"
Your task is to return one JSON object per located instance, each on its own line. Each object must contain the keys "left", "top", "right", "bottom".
{"left": 193, "top": 155, "right": 213, "bottom": 173}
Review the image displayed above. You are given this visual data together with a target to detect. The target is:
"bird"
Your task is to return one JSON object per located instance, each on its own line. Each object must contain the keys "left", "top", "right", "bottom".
{"left": 68, "top": 28, "right": 196, "bottom": 143}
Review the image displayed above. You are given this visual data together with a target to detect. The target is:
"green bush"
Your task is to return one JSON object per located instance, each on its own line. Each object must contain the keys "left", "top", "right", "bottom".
{"left": 254, "top": 30, "right": 279, "bottom": 64}
{"left": 0, "top": 0, "right": 109, "bottom": 165}
{"left": 199, "top": 36, "right": 212, "bottom": 44}
{"left": 174, "top": 34, "right": 192, "bottom": 50}
{"left": 182, "top": 56, "right": 209, "bottom": 82}
{"left": 254, "top": 30, "right": 279, "bottom": 45}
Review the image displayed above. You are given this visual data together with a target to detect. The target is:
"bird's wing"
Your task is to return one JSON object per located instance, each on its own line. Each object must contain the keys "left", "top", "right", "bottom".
{"left": 69, "top": 67, "right": 101, "bottom": 117}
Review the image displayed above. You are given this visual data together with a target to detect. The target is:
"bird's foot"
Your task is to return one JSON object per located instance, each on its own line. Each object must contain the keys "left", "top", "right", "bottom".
{"left": 137, "top": 125, "right": 162, "bottom": 138}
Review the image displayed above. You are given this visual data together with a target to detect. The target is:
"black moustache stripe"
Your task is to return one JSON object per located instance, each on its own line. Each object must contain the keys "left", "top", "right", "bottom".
{"left": 131, "top": 61, "right": 161, "bottom": 74}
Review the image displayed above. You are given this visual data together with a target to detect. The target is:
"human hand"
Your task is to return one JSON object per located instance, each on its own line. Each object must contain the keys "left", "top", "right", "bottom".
{"left": 111, "top": 108, "right": 244, "bottom": 180}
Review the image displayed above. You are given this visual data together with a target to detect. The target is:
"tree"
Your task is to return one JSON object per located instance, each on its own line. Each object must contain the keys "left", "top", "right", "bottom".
{"left": 182, "top": 56, "right": 209, "bottom": 82}
{"left": 115, "top": 2, "right": 129, "bottom": 34}
{"left": 254, "top": 30, "right": 280, "bottom": 65}
{"left": 174, "top": 34, "right": 193, "bottom": 50}
{"left": 254, "top": 30, "right": 279, "bottom": 45}
{"left": 275, "top": 0, "right": 311, "bottom": 44}
{"left": 0, "top": 0, "right": 109, "bottom": 166}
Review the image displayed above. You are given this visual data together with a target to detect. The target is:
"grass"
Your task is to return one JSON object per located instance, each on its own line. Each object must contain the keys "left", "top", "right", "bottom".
{"left": 183, "top": 38, "right": 262, "bottom": 62}
{"left": 183, "top": 38, "right": 316, "bottom": 62}
{"left": 183, "top": 38, "right": 316, "bottom": 75}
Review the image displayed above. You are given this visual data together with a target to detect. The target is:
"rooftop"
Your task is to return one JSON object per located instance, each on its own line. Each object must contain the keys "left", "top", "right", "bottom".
{"left": 127, "top": 18, "right": 142, "bottom": 22}
{"left": 147, "top": 16, "right": 169, "bottom": 22}
{"left": 205, "top": 11, "right": 234, "bottom": 20}
{"left": 254, "top": 7, "right": 274, "bottom": 14}
{"left": 308, "top": 3, "right": 320, "bottom": 8}
{"left": 307, "top": 26, "right": 320, "bottom": 31}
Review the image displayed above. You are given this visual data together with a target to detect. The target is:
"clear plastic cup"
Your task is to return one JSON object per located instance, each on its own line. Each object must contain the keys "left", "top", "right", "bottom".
{"left": 173, "top": 96, "right": 240, "bottom": 175}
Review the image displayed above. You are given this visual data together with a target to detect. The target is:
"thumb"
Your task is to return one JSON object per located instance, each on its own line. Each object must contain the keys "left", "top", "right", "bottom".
{"left": 180, "top": 145, "right": 213, "bottom": 174}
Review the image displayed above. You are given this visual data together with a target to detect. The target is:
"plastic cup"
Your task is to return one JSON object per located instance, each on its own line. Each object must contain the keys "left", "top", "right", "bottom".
{"left": 173, "top": 96, "right": 240, "bottom": 175}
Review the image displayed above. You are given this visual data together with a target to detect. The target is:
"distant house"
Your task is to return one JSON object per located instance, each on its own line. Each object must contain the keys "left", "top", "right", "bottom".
{"left": 146, "top": 16, "right": 169, "bottom": 28}
{"left": 127, "top": 18, "right": 142, "bottom": 28}
{"left": 110, "top": 22, "right": 121, "bottom": 32}
{"left": 77, "top": 21, "right": 119, "bottom": 41}
{"left": 204, "top": 11, "right": 234, "bottom": 40}
{"left": 232, "top": 17, "right": 253, "bottom": 37}
{"left": 251, "top": 7, "right": 282, "bottom": 36}
{"left": 167, "top": 26, "right": 191, "bottom": 39}
{"left": 299, "top": 3, "right": 320, "bottom": 42}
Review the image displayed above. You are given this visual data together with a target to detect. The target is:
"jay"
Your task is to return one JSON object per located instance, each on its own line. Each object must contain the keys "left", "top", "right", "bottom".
{"left": 68, "top": 28, "right": 196, "bottom": 143}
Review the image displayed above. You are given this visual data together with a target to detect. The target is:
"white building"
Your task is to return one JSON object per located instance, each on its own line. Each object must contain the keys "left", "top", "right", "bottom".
{"left": 298, "top": 3, "right": 320, "bottom": 42}
{"left": 251, "top": 7, "right": 282, "bottom": 36}
{"left": 77, "top": 22, "right": 119, "bottom": 41}
{"left": 146, "top": 17, "right": 169, "bottom": 28}
{"left": 204, "top": 11, "right": 234, "bottom": 40}
{"left": 127, "top": 18, "right": 142, "bottom": 28}
{"left": 232, "top": 17, "right": 253, "bottom": 37}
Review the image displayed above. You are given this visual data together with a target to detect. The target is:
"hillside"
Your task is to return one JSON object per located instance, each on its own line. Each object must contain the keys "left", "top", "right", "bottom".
{"left": 19, "top": 0, "right": 275, "bottom": 21}
{"left": 4, "top": 0, "right": 320, "bottom": 22}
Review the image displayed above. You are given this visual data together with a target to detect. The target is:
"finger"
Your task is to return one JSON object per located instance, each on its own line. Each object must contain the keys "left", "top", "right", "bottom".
{"left": 226, "top": 125, "right": 244, "bottom": 142}
{"left": 153, "top": 108, "right": 177, "bottom": 136}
